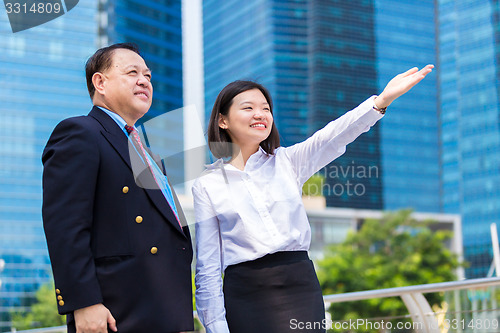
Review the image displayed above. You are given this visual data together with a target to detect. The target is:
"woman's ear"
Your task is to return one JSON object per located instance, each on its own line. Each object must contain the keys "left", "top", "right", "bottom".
{"left": 218, "top": 114, "right": 228, "bottom": 130}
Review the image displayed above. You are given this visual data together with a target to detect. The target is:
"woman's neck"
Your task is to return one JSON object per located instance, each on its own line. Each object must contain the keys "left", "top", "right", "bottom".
{"left": 230, "top": 144, "right": 260, "bottom": 171}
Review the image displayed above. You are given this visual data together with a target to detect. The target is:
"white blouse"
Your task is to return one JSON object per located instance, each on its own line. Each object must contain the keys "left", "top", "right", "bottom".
{"left": 192, "top": 96, "right": 383, "bottom": 333}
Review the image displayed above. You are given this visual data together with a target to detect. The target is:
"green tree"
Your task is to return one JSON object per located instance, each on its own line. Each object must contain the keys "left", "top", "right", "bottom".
{"left": 11, "top": 281, "right": 65, "bottom": 330}
{"left": 302, "top": 173, "right": 325, "bottom": 196}
{"left": 317, "top": 209, "right": 461, "bottom": 332}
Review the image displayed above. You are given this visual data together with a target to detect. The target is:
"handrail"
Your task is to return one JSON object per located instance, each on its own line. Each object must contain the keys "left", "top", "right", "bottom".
{"left": 323, "top": 277, "right": 500, "bottom": 303}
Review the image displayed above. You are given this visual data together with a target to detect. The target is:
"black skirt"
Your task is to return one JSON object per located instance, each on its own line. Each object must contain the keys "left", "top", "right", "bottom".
{"left": 223, "top": 251, "right": 326, "bottom": 333}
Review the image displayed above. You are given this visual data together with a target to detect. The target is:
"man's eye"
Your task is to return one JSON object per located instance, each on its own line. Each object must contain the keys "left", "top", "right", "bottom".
{"left": 129, "top": 70, "right": 137, "bottom": 74}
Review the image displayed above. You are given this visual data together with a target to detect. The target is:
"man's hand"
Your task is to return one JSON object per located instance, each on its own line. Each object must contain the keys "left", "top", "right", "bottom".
{"left": 74, "top": 303, "right": 118, "bottom": 333}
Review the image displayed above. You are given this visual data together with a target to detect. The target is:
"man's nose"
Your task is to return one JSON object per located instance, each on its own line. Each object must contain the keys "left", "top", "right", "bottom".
{"left": 137, "top": 75, "right": 151, "bottom": 87}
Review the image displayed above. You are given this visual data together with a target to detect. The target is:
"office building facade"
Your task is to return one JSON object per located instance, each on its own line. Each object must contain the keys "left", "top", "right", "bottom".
{"left": 375, "top": 0, "right": 440, "bottom": 213}
{"left": 438, "top": 0, "right": 500, "bottom": 277}
{"left": 0, "top": 2, "right": 98, "bottom": 330}
{"left": 308, "top": 0, "right": 383, "bottom": 209}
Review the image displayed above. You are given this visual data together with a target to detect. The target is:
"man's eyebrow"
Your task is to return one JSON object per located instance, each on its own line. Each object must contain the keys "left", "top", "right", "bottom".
{"left": 123, "top": 65, "right": 152, "bottom": 73}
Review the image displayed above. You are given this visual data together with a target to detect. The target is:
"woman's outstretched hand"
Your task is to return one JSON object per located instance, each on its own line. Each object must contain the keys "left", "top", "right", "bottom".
{"left": 374, "top": 64, "right": 434, "bottom": 110}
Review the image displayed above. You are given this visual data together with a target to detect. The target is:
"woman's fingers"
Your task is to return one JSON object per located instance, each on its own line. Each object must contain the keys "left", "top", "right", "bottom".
{"left": 409, "top": 64, "right": 434, "bottom": 86}
{"left": 416, "top": 64, "right": 434, "bottom": 77}
{"left": 402, "top": 67, "right": 419, "bottom": 77}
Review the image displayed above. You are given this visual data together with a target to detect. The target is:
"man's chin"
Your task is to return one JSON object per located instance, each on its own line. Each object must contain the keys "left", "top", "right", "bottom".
{"left": 135, "top": 103, "right": 152, "bottom": 116}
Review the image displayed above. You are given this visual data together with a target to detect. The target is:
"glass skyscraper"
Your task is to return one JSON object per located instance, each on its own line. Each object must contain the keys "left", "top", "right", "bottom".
{"left": 0, "top": 2, "right": 98, "bottom": 330}
{"left": 0, "top": 1, "right": 184, "bottom": 330}
{"left": 375, "top": 0, "right": 440, "bottom": 213}
{"left": 309, "top": 0, "right": 382, "bottom": 209}
{"left": 308, "top": 0, "right": 439, "bottom": 211}
{"left": 438, "top": 0, "right": 500, "bottom": 277}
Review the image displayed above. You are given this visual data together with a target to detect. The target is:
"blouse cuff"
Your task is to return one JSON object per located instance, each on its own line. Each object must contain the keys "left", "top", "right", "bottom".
{"left": 205, "top": 319, "right": 230, "bottom": 333}
{"left": 364, "top": 95, "right": 385, "bottom": 123}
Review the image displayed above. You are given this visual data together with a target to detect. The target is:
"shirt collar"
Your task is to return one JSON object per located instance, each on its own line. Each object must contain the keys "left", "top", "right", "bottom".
{"left": 205, "top": 158, "right": 226, "bottom": 170}
{"left": 204, "top": 147, "right": 268, "bottom": 170}
{"left": 96, "top": 106, "right": 133, "bottom": 134}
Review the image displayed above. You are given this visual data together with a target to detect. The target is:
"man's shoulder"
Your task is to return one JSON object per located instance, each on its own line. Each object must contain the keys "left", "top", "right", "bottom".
{"left": 55, "top": 111, "right": 99, "bottom": 131}
{"left": 50, "top": 108, "right": 114, "bottom": 140}
{"left": 44, "top": 112, "right": 102, "bottom": 151}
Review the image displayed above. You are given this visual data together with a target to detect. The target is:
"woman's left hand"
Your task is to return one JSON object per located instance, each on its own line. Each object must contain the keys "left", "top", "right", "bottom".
{"left": 374, "top": 64, "right": 434, "bottom": 109}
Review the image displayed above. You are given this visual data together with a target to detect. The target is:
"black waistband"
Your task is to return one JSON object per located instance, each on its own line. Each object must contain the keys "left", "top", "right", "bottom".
{"left": 227, "top": 251, "right": 309, "bottom": 271}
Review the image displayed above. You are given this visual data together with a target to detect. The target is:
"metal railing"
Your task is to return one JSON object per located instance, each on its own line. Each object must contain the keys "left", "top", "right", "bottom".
{"left": 324, "top": 277, "right": 500, "bottom": 303}
{"left": 324, "top": 277, "right": 500, "bottom": 333}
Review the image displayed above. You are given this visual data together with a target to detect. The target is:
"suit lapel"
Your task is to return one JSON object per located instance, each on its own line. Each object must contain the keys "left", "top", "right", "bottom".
{"left": 89, "top": 107, "right": 187, "bottom": 237}
{"left": 89, "top": 107, "right": 132, "bottom": 170}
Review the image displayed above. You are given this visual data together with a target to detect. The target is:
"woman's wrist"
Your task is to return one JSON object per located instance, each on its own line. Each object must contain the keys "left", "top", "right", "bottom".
{"left": 373, "top": 95, "right": 390, "bottom": 110}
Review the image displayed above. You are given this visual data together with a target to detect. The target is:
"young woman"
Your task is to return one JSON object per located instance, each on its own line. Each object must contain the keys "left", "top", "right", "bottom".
{"left": 193, "top": 65, "right": 434, "bottom": 333}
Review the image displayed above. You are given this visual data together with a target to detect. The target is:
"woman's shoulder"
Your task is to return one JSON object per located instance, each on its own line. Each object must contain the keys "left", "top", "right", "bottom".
{"left": 192, "top": 159, "right": 227, "bottom": 189}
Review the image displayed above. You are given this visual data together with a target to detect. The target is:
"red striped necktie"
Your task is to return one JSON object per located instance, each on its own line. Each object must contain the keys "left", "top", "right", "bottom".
{"left": 125, "top": 125, "right": 182, "bottom": 228}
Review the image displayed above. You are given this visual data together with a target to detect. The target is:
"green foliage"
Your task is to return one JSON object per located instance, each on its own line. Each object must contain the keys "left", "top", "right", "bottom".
{"left": 302, "top": 173, "right": 325, "bottom": 196}
{"left": 11, "top": 281, "right": 65, "bottom": 330}
{"left": 317, "top": 209, "right": 461, "bottom": 332}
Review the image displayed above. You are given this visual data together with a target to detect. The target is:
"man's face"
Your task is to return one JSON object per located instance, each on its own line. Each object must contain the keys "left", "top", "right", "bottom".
{"left": 101, "top": 48, "right": 153, "bottom": 123}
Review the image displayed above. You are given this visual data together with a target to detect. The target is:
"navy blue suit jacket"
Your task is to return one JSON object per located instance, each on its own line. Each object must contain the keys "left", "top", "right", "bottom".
{"left": 42, "top": 107, "right": 194, "bottom": 332}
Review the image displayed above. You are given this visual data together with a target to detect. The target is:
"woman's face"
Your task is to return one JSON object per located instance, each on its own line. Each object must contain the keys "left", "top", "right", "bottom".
{"left": 219, "top": 88, "right": 273, "bottom": 149}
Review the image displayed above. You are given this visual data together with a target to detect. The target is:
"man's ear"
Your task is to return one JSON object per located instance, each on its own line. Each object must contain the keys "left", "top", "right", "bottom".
{"left": 92, "top": 72, "right": 106, "bottom": 96}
